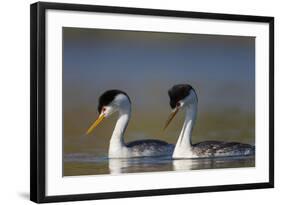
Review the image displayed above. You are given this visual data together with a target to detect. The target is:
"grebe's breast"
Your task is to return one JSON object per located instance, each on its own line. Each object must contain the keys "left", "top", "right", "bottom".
{"left": 192, "top": 141, "right": 255, "bottom": 158}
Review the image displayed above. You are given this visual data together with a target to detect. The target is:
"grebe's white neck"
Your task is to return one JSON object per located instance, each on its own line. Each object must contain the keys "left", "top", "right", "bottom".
{"left": 172, "top": 98, "right": 197, "bottom": 158}
{"left": 108, "top": 95, "right": 131, "bottom": 158}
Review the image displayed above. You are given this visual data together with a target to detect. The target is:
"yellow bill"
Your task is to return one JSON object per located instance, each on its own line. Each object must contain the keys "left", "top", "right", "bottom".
{"left": 86, "top": 114, "right": 105, "bottom": 135}
{"left": 163, "top": 108, "right": 179, "bottom": 131}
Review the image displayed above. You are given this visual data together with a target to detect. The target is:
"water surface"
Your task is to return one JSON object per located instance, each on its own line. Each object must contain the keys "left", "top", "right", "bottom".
{"left": 64, "top": 152, "right": 255, "bottom": 176}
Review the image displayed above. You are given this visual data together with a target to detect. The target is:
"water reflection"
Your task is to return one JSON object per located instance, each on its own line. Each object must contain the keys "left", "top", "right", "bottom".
{"left": 109, "top": 158, "right": 128, "bottom": 174}
{"left": 64, "top": 153, "right": 254, "bottom": 176}
{"left": 172, "top": 156, "right": 255, "bottom": 171}
{"left": 107, "top": 156, "right": 255, "bottom": 175}
{"left": 108, "top": 156, "right": 173, "bottom": 174}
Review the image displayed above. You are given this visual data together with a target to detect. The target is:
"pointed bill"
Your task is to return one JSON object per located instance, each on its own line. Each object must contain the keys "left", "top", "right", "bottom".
{"left": 86, "top": 114, "right": 105, "bottom": 135}
{"left": 163, "top": 108, "right": 179, "bottom": 131}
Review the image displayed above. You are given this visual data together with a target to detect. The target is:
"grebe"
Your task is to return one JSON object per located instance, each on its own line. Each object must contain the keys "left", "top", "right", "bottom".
{"left": 86, "top": 90, "right": 174, "bottom": 158}
{"left": 164, "top": 84, "right": 255, "bottom": 159}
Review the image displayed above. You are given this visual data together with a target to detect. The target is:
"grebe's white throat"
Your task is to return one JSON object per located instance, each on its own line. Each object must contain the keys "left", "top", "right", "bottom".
{"left": 173, "top": 92, "right": 197, "bottom": 158}
{"left": 108, "top": 94, "right": 131, "bottom": 158}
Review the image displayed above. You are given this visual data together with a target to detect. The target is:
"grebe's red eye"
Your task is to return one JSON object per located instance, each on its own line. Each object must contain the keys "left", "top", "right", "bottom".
{"left": 176, "top": 102, "right": 181, "bottom": 107}
{"left": 102, "top": 107, "right": 106, "bottom": 112}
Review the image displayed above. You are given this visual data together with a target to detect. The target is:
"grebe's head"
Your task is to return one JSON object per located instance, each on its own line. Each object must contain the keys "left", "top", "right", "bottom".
{"left": 168, "top": 84, "right": 197, "bottom": 109}
{"left": 164, "top": 84, "right": 198, "bottom": 130}
{"left": 86, "top": 90, "right": 131, "bottom": 135}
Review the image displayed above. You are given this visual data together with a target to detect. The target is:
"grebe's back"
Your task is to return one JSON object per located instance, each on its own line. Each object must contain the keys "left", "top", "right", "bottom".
{"left": 126, "top": 139, "right": 174, "bottom": 157}
{"left": 192, "top": 141, "right": 255, "bottom": 158}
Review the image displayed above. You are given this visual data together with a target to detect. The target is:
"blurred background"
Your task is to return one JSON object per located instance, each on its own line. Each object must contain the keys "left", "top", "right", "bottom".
{"left": 63, "top": 27, "right": 255, "bottom": 175}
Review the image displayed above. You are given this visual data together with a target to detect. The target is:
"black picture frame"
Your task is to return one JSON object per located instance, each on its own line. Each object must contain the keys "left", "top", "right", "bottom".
{"left": 30, "top": 1, "right": 274, "bottom": 203}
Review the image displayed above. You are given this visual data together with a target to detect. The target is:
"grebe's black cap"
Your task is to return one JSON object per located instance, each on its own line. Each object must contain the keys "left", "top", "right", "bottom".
{"left": 97, "top": 90, "right": 130, "bottom": 114}
{"left": 168, "top": 84, "right": 196, "bottom": 109}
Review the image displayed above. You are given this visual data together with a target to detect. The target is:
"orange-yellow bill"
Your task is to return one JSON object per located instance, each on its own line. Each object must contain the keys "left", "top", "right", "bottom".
{"left": 163, "top": 108, "right": 179, "bottom": 131}
{"left": 86, "top": 114, "right": 105, "bottom": 135}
